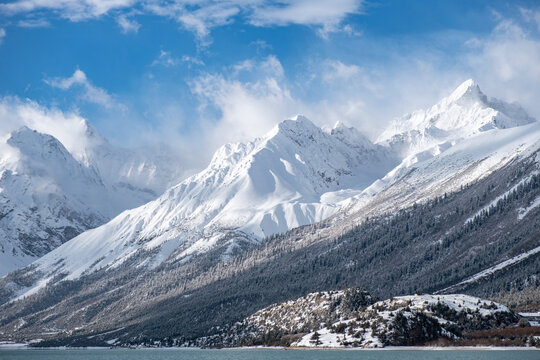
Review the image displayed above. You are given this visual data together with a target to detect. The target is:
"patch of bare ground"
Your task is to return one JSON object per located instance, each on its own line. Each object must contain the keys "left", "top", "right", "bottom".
{"left": 425, "top": 326, "right": 540, "bottom": 347}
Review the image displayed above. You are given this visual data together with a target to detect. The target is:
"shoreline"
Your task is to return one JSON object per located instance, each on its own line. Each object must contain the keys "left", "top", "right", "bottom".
{"left": 1, "top": 343, "right": 538, "bottom": 351}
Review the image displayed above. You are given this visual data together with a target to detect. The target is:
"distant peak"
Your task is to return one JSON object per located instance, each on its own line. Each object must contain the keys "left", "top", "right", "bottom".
{"left": 11, "top": 125, "right": 34, "bottom": 135}
{"left": 290, "top": 114, "right": 313, "bottom": 125}
{"left": 276, "top": 115, "right": 318, "bottom": 133}
{"left": 9, "top": 126, "right": 49, "bottom": 143}
{"left": 447, "top": 79, "right": 485, "bottom": 103}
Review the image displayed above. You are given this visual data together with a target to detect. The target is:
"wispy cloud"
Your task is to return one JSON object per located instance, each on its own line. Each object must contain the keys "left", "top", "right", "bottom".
{"left": 0, "top": 28, "right": 5, "bottom": 44}
{"left": 181, "top": 55, "right": 204, "bottom": 66}
{"left": 520, "top": 8, "right": 540, "bottom": 32}
{"left": 152, "top": 50, "right": 178, "bottom": 67}
{"left": 0, "top": 96, "right": 94, "bottom": 160}
{"left": 0, "top": 0, "right": 135, "bottom": 21}
{"left": 45, "top": 69, "right": 117, "bottom": 109}
{"left": 464, "top": 15, "right": 540, "bottom": 119}
{"left": 0, "top": 0, "right": 363, "bottom": 42}
{"left": 17, "top": 18, "right": 51, "bottom": 28}
{"left": 117, "top": 14, "right": 140, "bottom": 33}
{"left": 190, "top": 56, "right": 296, "bottom": 146}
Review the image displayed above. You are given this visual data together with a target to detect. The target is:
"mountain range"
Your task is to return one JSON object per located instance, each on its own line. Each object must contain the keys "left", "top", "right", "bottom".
{"left": 0, "top": 120, "right": 184, "bottom": 275}
{"left": 0, "top": 79, "right": 538, "bottom": 347}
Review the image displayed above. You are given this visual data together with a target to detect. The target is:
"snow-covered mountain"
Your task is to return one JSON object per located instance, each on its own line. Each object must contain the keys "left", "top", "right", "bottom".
{"left": 11, "top": 116, "right": 397, "bottom": 289}
{"left": 5, "top": 79, "right": 539, "bottom": 298}
{"left": 0, "top": 122, "right": 184, "bottom": 276}
{"left": 0, "top": 80, "right": 538, "bottom": 346}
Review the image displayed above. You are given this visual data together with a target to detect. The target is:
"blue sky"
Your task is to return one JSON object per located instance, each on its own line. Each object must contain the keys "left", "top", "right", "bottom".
{"left": 1, "top": 0, "right": 540, "bottom": 170}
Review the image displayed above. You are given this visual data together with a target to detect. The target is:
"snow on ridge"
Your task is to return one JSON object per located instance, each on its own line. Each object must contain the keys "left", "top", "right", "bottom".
{"left": 438, "top": 245, "right": 540, "bottom": 293}
{"left": 376, "top": 79, "right": 535, "bottom": 157}
{"left": 464, "top": 170, "right": 540, "bottom": 225}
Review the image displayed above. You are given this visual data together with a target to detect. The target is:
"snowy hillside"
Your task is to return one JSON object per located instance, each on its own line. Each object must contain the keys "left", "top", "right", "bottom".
{"left": 195, "top": 290, "right": 518, "bottom": 348}
{"left": 341, "top": 81, "right": 539, "bottom": 220}
{"left": 0, "top": 122, "right": 184, "bottom": 276}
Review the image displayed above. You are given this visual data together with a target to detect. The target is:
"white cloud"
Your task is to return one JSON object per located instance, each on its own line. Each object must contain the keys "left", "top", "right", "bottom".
{"left": 520, "top": 8, "right": 540, "bottom": 32}
{"left": 0, "top": 0, "right": 135, "bottom": 21}
{"left": 0, "top": 28, "right": 5, "bottom": 44}
{"left": 117, "top": 14, "right": 140, "bottom": 33}
{"left": 1, "top": 0, "right": 363, "bottom": 40}
{"left": 0, "top": 96, "right": 94, "bottom": 160}
{"left": 181, "top": 55, "right": 204, "bottom": 66}
{"left": 17, "top": 18, "right": 51, "bottom": 27}
{"left": 249, "top": 0, "right": 361, "bottom": 27}
{"left": 177, "top": 3, "right": 240, "bottom": 43}
{"left": 152, "top": 50, "right": 178, "bottom": 67}
{"left": 190, "top": 56, "right": 298, "bottom": 146}
{"left": 233, "top": 55, "right": 284, "bottom": 77}
{"left": 323, "top": 60, "right": 361, "bottom": 81}
{"left": 464, "top": 17, "right": 540, "bottom": 120}
{"left": 46, "top": 69, "right": 116, "bottom": 108}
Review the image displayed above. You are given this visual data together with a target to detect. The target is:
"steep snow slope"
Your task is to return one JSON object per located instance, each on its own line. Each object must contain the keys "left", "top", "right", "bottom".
{"left": 0, "top": 123, "right": 184, "bottom": 276}
{"left": 349, "top": 121, "right": 540, "bottom": 218}
{"left": 11, "top": 116, "right": 397, "bottom": 293}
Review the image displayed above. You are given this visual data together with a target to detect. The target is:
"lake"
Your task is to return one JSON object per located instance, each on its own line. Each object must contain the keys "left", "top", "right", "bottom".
{"left": 0, "top": 348, "right": 538, "bottom": 360}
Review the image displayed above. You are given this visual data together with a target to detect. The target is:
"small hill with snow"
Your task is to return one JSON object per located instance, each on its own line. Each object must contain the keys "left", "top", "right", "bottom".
{"left": 294, "top": 294, "right": 517, "bottom": 348}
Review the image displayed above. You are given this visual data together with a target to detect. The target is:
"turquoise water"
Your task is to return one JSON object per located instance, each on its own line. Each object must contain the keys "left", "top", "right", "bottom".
{"left": 0, "top": 349, "right": 537, "bottom": 360}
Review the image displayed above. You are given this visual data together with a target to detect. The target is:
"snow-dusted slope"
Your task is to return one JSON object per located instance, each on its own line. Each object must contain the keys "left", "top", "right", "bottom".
{"left": 12, "top": 116, "right": 397, "bottom": 293}
{"left": 351, "top": 121, "right": 540, "bottom": 217}
{"left": 0, "top": 123, "right": 184, "bottom": 276}
{"left": 294, "top": 294, "right": 516, "bottom": 348}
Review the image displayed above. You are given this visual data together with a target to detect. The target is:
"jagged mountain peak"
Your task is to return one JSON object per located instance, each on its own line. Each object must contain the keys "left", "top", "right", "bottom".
{"left": 7, "top": 126, "right": 79, "bottom": 171}
{"left": 376, "top": 79, "right": 535, "bottom": 155}
{"left": 271, "top": 115, "right": 322, "bottom": 139}
{"left": 445, "top": 78, "right": 485, "bottom": 104}
{"left": 9, "top": 125, "right": 58, "bottom": 145}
